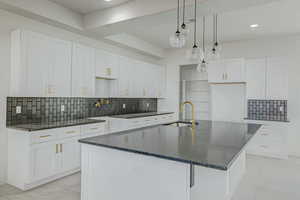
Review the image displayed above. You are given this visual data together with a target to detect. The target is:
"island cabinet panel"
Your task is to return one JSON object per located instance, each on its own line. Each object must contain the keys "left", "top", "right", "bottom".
{"left": 81, "top": 144, "right": 191, "bottom": 200}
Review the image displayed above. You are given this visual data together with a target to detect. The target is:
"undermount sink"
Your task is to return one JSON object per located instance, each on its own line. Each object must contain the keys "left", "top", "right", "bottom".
{"left": 166, "top": 121, "right": 199, "bottom": 127}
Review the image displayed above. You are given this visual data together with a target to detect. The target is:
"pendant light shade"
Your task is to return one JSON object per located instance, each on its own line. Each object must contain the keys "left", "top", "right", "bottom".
{"left": 186, "top": 0, "right": 203, "bottom": 60}
{"left": 169, "top": 0, "right": 186, "bottom": 48}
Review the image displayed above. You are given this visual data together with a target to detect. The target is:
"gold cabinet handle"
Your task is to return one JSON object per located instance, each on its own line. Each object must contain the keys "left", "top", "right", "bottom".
{"left": 66, "top": 130, "right": 76, "bottom": 134}
{"left": 90, "top": 127, "right": 99, "bottom": 130}
{"left": 60, "top": 144, "right": 63, "bottom": 153}
{"left": 106, "top": 68, "right": 111, "bottom": 76}
{"left": 40, "top": 135, "right": 51, "bottom": 138}
{"left": 56, "top": 144, "right": 59, "bottom": 154}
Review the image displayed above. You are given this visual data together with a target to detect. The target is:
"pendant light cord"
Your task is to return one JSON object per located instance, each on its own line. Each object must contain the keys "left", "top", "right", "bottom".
{"left": 202, "top": 16, "right": 205, "bottom": 52}
{"left": 183, "top": 0, "right": 186, "bottom": 25}
{"left": 177, "top": 0, "right": 180, "bottom": 31}
{"left": 215, "top": 14, "right": 218, "bottom": 44}
{"left": 194, "top": 0, "right": 197, "bottom": 46}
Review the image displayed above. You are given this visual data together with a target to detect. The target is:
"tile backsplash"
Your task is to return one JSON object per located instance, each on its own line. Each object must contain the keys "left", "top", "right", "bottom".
{"left": 6, "top": 97, "right": 157, "bottom": 126}
{"left": 247, "top": 99, "right": 287, "bottom": 121}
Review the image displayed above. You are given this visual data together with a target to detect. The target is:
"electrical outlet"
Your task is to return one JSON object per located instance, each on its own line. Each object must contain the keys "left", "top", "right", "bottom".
{"left": 146, "top": 103, "right": 150, "bottom": 108}
{"left": 279, "top": 106, "right": 284, "bottom": 112}
{"left": 122, "top": 104, "right": 126, "bottom": 109}
{"left": 16, "top": 106, "right": 22, "bottom": 114}
{"left": 61, "top": 105, "right": 65, "bottom": 112}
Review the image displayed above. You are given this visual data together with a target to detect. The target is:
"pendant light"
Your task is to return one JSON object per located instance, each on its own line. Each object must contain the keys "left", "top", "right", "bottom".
{"left": 169, "top": 0, "right": 186, "bottom": 48}
{"left": 180, "top": 0, "right": 189, "bottom": 38}
{"left": 210, "top": 14, "right": 221, "bottom": 60}
{"left": 197, "top": 16, "right": 207, "bottom": 72}
{"left": 186, "top": 0, "right": 202, "bottom": 60}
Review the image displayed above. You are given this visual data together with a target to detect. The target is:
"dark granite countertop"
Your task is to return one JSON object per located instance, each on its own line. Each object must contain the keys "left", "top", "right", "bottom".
{"left": 79, "top": 120, "right": 261, "bottom": 170}
{"left": 7, "top": 118, "right": 106, "bottom": 132}
{"left": 111, "top": 112, "right": 174, "bottom": 119}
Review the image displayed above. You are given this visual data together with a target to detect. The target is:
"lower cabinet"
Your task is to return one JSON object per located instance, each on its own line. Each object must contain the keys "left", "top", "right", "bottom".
{"left": 30, "top": 142, "right": 58, "bottom": 182}
{"left": 245, "top": 120, "right": 289, "bottom": 159}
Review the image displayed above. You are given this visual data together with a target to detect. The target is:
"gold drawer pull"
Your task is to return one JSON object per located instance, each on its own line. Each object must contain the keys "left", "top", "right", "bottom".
{"left": 261, "top": 133, "right": 269, "bottom": 136}
{"left": 60, "top": 144, "right": 63, "bottom": 153}
{"left": 56, "top": 144, "right": 59, "bottom": 154}
{"left": 40, "top": 135, "right": 51, "bottom": 139}
{"left": 66, "top": 130, "right": 76, "bottom": 134}
{"left": 90, "top": 127, "right": 99, "bottom": 130}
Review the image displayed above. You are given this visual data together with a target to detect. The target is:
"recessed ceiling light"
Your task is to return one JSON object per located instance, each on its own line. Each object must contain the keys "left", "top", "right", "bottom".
{"left": 250, "top": 24, "right": 259, "bottom": 28}
{"left": 104, "top": 0, "right": 112, "bottom": 2}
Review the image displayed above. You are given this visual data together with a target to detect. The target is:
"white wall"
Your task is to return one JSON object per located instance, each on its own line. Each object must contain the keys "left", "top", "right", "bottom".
{"left": 0, "top": 8, "right": 161, "bottom": 184}
{"left": 159, "top": 35, "right": 300, "bottom": 157}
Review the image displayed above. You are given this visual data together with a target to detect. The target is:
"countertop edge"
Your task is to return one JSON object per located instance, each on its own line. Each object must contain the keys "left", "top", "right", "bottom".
{"left": 79, "top": 139, "right": 228, "bottom": 171}
{"left": 7, "top": 120, "right": 106, "bottom": 132}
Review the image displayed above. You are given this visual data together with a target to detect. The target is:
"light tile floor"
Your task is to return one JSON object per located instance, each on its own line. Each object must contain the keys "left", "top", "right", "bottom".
{"left": 1, "top": 155, "right": 300, "bottom": 200}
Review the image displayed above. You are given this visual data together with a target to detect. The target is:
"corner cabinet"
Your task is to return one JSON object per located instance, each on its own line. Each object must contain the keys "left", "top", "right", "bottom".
{"left": 208, "top": 58, "right": 246, "bottom": 83}
{"left": 72, "top": 43, "right": 95, "bottom": 97}
{"left": 11, "top": 30, "right": 72, "bottom": 97}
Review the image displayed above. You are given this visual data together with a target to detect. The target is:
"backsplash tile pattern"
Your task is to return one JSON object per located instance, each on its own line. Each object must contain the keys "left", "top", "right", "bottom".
{"left": 6, "top": 97, "right": 157, "bottom": 126}
{"left": 247, "top": 99, "right": 287, "bottom": 121}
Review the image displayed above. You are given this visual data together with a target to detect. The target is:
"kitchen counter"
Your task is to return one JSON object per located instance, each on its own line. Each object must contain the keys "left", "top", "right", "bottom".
{"left": 79, "top": 120, "right": 261, "bottom": 170}
{"left": 7, "top": 118, "right": 106, "bottom": 132}
{"left": 111, "top": 112, "right": 174, "bottom": 119}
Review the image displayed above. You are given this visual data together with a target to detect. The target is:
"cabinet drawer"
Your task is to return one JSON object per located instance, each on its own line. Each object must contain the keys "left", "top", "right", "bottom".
{"left": 31, "top": 130, "right": 57, "bottom": 144}
{"left": 59, "top": 126, "right": 81, "bottom": 139}
{"left": 81, "top": 123, "right": 105, "bottom": 135}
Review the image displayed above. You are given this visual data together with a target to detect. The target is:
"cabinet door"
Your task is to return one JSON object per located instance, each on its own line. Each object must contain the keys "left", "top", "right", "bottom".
{"left": 207, "top": 61, "right": 226, "bottom": 83}
{"left": 25, "top": 31, "right": 51, "bottom": 97}
{"left": 48, "top": 38, "right": 72, "bottom": 96}
{"left": 157, "top": 66, "right": 166, "bottom": 98}
{"left": 246, "top": 58, "right": 266, "bottom": 99}
{"left": 118, "top": 56, "right": 132, "bottom": 97}
{"left": 225, "top": 58, "right": 245, "bottom": 82}
{"left": 72, "top": 43, "right": 95, "bottom": 97}
{"left": 266, "top": 57, "right": 288, "bottom": 100}
{"left": 95, "top": 49, "right": 119, "bottom": 79}
{"left": 60, "top": 137, "right": 81, "bottom": 172}
{"left": 30, "top": 143, "right": 57, "bottom": 182}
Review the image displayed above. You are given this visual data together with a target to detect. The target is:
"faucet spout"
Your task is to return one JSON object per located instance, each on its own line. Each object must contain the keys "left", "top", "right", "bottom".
{"left": 180, "top": 101, "right": 196, "bottom": 128}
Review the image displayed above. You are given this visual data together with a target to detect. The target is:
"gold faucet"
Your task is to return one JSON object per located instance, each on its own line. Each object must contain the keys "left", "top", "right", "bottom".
{"left": 180, "top": 101, "right": 196, "bottom": 127}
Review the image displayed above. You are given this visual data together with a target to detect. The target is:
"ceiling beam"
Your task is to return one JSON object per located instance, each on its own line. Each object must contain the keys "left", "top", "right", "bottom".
{"left": 0, "top": 0, "right": 84, "bottom": 30}
{"left": 84, "top": 0, "right": 201, "bottom": 30}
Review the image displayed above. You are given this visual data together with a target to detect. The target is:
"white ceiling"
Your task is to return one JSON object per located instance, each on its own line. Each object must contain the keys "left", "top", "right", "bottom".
{"left": 48, "top": 0, "right": 131, "bottom": 14}
{"left": 91, "top": 0, "right": 300, "bottom": 49}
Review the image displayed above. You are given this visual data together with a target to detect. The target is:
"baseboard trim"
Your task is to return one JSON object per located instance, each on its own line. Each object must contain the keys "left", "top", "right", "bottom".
{"left": 23, "top": 168, "right": 80, "bottom": 191}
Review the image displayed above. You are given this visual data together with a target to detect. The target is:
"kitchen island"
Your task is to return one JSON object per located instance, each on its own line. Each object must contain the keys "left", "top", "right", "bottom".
{"left": 79, "top": 120, "right": 261, "bottom": 200}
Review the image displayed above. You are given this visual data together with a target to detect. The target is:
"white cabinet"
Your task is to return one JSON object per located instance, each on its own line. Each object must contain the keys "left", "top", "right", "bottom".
{"left": 117, "top": 56, "right": 133, "bottom": 97}
{"left": 30, "top": 142, "right": 57, "bottom": 182}
{"left": 11, "top": 30, "right": 72, "bottom": 97}
{"left": 208, "top": 58, "right": 245, "bottom": 83}
{"left": 95, "top": 49, "right": 119, "bottom": 79}
{"left": 246, "top": 58, "right": 266, "bottom": 99}
{"left": 60, "top": 137, "right": 81, "bottom": 173}
{"left": 7, "top": 124, "right": 101, "bottom": 191}
{"left": 246, "top": 57, "right": 288, "bottom": 100}
{"left": 72, "top": 43, "right": 95, "bottom": 97}
{"left": 246, "top": 120, "right": 289, "bottom": 159}
{"left": 266, "top": 57, "right": 288, "bottom": 100}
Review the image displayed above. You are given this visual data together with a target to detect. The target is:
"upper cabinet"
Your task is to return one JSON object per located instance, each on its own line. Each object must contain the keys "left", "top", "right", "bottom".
{"left": 72, "top": 43, "right": 95, "bottom": 97}
{"left": 208, "top": 58, "right": 246, "bottom": 83}
{"left": 246, "top": 58, "right": 266, "bottom": 99}
{"left": 11, "top": 30, "right": 72, "bottom": 97}
{"left": 246, "top": 57, "right": 288, "bottom": 100}
{"left": 11, "top": 29, "right": 165, "bottom": 98}
{"left": 95, "top": 49, "right": 119, "bottom": 79}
